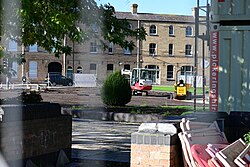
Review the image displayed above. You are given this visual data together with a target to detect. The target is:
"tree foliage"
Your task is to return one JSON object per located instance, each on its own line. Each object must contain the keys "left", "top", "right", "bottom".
{"left": 101, "top": 71, "right": 132, "bottom": 106}
{"left": 0, "top": 0, "right": 146, "bottom": 56}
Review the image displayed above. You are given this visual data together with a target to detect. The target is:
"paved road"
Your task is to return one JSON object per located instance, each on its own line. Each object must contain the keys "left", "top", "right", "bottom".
{"left": 70, "top": 118, "right": 140, "bottom": 166}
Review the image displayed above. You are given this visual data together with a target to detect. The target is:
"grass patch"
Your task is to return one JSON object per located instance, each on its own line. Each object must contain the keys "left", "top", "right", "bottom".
{"left": 152, "top": 85, "right": 209, "bottom": 94}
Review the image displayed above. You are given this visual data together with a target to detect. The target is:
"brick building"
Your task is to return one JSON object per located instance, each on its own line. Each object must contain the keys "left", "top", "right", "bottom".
{"left": 1, "top": 4, "right": 209, "bottom": 86}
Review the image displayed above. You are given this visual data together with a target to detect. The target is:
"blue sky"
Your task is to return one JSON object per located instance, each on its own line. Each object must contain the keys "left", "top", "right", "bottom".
{"left": 96, "top": 0, "right": 209, "bottom": 15}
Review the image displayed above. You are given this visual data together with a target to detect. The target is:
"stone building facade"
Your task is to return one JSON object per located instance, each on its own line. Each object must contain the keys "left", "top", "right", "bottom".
{"left": 1, "top": 4, "right": 209, "bottom": 86}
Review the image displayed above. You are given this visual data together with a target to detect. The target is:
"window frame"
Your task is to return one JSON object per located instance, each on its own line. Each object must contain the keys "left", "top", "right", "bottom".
{"left": 185, "top": 44, "right": 192, "bottom": 56}
{"left": 168, "top": 43, "right": 174, "bottom": 56}
{"left": 28, "top": 61, "right": 38, "bottom": 79}
{"left": 149, "top": 25, "right": 157, "bottom": 35}
{"left": 11, "top": 61, "right": 18, "bottom": 78}
{"left": 181, "top": 66, "right": 194, "bottom": 76}
{"left": 29, "top": 44, "right": 38, "bottom": 52}
{"left": 124, "top": 64, "right": 130, "bottom": 70}
{"left": 108, "top": 42, "right": 113, "bottom": 55}
{"left": 76, "top": 66, "right": 83, "bottom": 73}
{"left": 149, "top": 43, "right": 157, "bottom": 56}
{"left": 167, "top": 65, "right": 174, "bottom": 80}
{"left": 123, "top": 47, "right": 132, "bottom": 55}
{"left": 169, "top": 25, "right": 174, "bottom": 36}
{"left": 107, "top": 64, "right": 114, "bottom": 71}
{"left": 90, "top": 40, "right": 98, "bottom": 53}
{"left": 186, "top": 26, "right": 193, "bottom": 37}
{"left": 8, "top": 40, "right": 17, "bottom": 51}
{"left": 90, "top": 63, "right": 97, "bottom": 70}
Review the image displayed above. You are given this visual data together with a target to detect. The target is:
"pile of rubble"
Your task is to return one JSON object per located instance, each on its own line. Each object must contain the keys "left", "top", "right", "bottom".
{"left": 178, "top": 118, "right": 250, "bottom": 167}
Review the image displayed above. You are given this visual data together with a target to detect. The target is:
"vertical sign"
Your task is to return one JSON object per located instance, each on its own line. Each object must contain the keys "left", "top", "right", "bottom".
{"left": 210, "top": 31, "right": 219, "bottom": 112}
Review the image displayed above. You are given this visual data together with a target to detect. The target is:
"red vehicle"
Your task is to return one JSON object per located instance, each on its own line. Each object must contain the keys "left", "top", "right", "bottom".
{"left": 122, "top": 68, "right": 153, "bottom": 96}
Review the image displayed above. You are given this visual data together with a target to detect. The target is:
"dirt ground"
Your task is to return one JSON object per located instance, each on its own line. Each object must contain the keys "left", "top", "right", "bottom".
{"left": 0, "top": 86, "right": 207, "bottom": 108}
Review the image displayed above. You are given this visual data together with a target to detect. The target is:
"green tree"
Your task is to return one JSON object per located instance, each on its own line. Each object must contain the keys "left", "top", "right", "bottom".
{"left": 0, "top": 0, "right": 146, "bottom": 73}
{"left": 101, "top": 71, "right": 132, "bottom": 106}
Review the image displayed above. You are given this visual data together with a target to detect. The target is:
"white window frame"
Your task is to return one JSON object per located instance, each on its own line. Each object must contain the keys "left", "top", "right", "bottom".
{"left": 149, "top": 43, "right": 157, "bottom": 56}
{"left": 90, "top": 41, "right": 98, "bottom": 53}
{"left": 149, "top": 25, "right": 157, "bottom": 35}
{"left": 29, "top": 61, "right": 38, "bottom": 79}
{"left": 181, "top": 66, "right": 194, "bottom": 76}
{"left": 185, "top": 44, "right": 192, "bottom": 56}
{"left": 169, "top": 25, "right": 174, "bottom": 36}
{"left": 168, "top": 43, "right": 174, "bottom": 56}
{"left": 186, "top": 26, "right": 193, "bottom": 37}
{"left": 167, "top": 65, "right": 174, "bottom": 80}
{"left": 108, "top": 42, "right": 113, "bottom": 54}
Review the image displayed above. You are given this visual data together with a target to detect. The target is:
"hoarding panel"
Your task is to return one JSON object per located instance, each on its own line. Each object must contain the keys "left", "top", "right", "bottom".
{"left": 217, "top": 26, "right": 250, "bottom": 112}
{"left": 241, "top": 30, "right": 250, "bottom": 109}
{"left": 230, "top": 30, "right": 243, "bottom": 110}
{"left": 218, "top": 36, "right": 231, "bottom": 112}
{"left": 211, "top": 0, "right": 250, "bottom": 22}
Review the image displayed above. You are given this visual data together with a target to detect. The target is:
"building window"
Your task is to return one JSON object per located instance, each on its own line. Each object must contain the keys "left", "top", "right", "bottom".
{"left": 149, "top": 43, "right": 157, "bottom": 56}
{"left": 181, "top": 66, "right": 193, "bottom": 76}
{"left": 128, "top": 23, "right": 133, "bottom": 30}
{"left": 186, "top": 26, "right": 193, "bottom": 36}
{"left": 90, "top": 63, "right": 96, "bottom": 70}
{"left": 185, "top": 44, "right": 192, "bottom": 56}
{"left": 107, "top": 64, "right": 113, "bottom": 71}
{"left": 169, "top": 25, "right": 174, "bottom": 36}
{"left": 29, "top": 61, "right": 37, "bottom": 78}
{"left": 124, "top": 64, "right": 130, "bottom": 70}
{"left": 123, "top": 47, "right": 132, "bottom": 55}
{"left": 67, "top": 66, "right": 73, "bottom": 79}
{"left": 145, "top": 65, "right": 160, "bottom": 84}
{"left": 12, "top": 61, "right": 18, "bottom": 78}
{"left": 77, "top": 66, "right": 83, "bottom": 73}
{"left": 108, "top": 42, "right": 113, "bottom": 54}
{"left": 91, "top": 23, "right": 99, "bottom": 33}
{"left": 8, "top": 40, "right": 17, "bottom": 51}
{"left": 90, "top": 41, "right": 98, "bottom": 53}
{"left": 149, "top": 25, "right": 157, "bottom": 35}
{"left": 167, "top": 65, "right": 174, "bottom": 80}
{"left": 169, "top": 44, "right": 174, "bottom": 56}
{"left": 29, "top": 44, "right": 38, "bottom": 52}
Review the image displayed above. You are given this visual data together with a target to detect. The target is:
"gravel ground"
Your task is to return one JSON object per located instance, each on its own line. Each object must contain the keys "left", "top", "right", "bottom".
{"left": 0, "top": 86, "right": 208, "bottom": 108}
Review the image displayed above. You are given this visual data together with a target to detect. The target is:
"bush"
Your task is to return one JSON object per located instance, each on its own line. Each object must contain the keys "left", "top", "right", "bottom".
{"left": 101, "top": 71, "right": 132, "bottom": 106}
{"left": 21, "top": 91, "right": 43, "bottom": 103}
{"left": 244, "top": 132, "right": 250, "bottom": 145}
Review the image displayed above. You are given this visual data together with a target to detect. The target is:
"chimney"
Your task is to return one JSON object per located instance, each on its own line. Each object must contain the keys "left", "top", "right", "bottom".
{"left": 131, "top": 4, "right": 138, "bottom": 14}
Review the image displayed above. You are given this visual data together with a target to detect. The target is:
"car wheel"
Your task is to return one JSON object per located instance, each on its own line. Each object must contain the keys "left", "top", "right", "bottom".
{"left": 52, "top": 82, "right": 56, "bottom": 86}
{"left": 68, "top": 82, "right": 73, "bottom": 86}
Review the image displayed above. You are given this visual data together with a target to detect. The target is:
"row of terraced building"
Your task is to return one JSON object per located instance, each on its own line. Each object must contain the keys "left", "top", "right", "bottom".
{"left": 1, "top": 4, "right": 209, "bottom": 86}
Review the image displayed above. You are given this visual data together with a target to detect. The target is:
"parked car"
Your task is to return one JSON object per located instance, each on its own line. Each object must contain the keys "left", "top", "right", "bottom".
{"left": 45, "top": 73, "right": 73, "bottom": 86}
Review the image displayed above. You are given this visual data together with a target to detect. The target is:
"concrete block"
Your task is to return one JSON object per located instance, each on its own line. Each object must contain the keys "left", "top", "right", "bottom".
{"left": 138, "top": 123, "right": 157, "bottom": 133}
{"left": 157, "top": 123, "right": 177, "bottom": 134}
